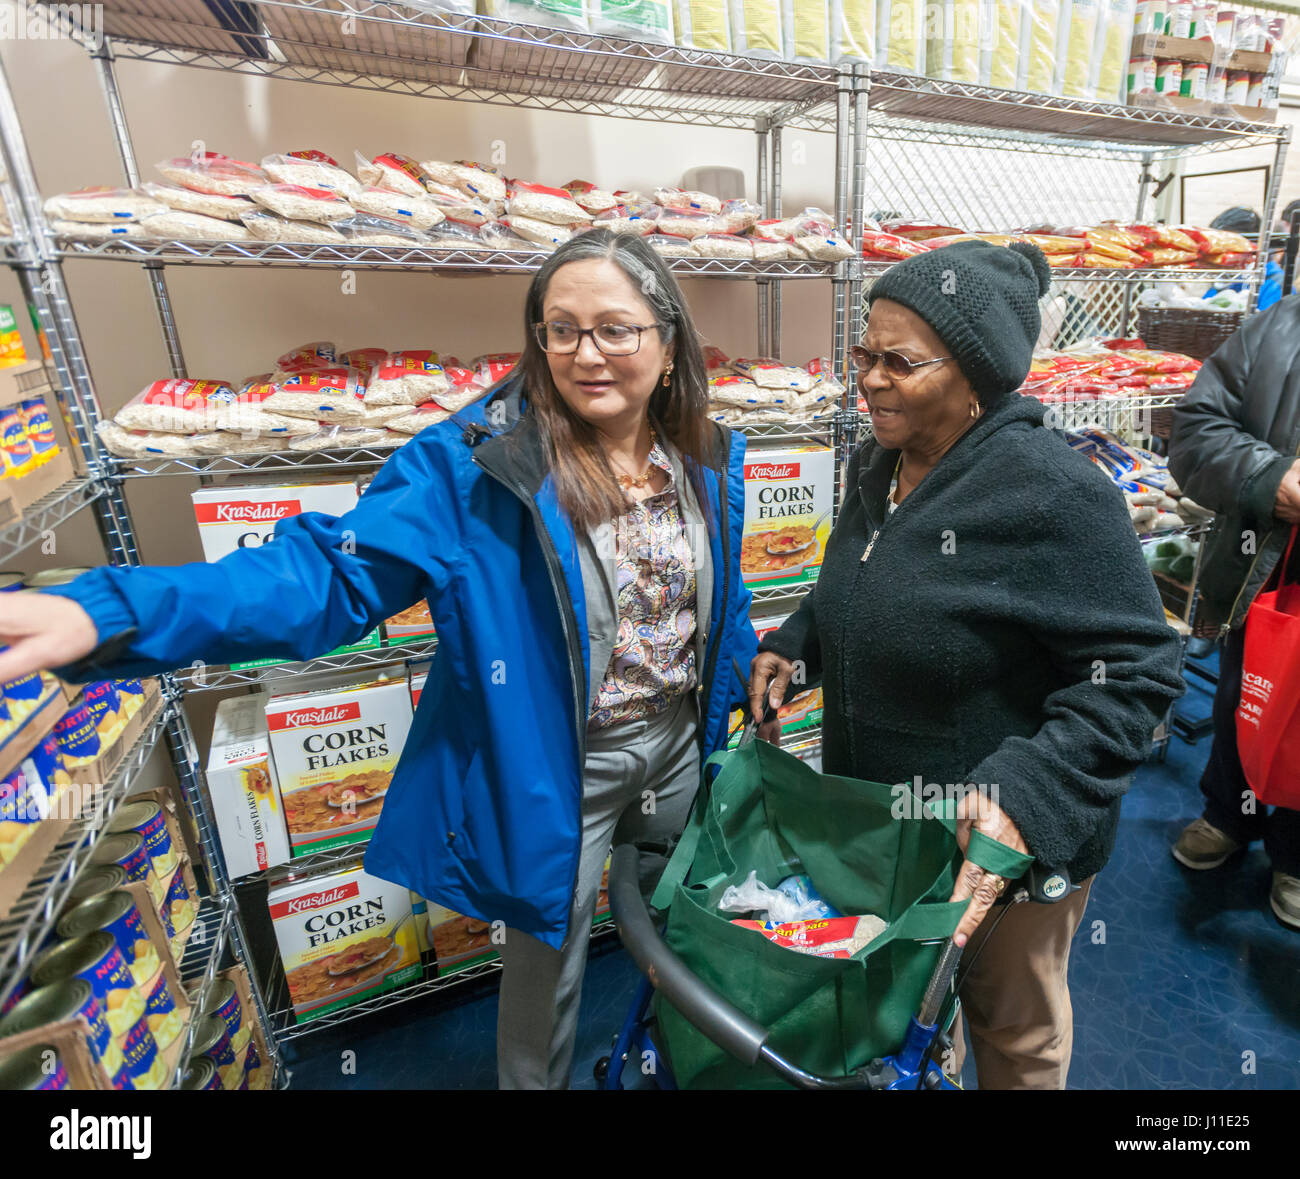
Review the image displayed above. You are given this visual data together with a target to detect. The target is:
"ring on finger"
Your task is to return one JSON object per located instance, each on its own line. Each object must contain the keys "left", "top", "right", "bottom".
{"left": 989, "top": 874, "right": 1007, "bottom": 896}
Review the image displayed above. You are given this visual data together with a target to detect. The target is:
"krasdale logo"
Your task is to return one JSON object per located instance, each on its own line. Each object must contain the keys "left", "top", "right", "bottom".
{"left": 268, "top": 702, "right": 361, "bottom": 730}
{"left": 746, "top": 462, "right": 800, "bottom": 480}
{"left": 195, "top": 500, "right": 302, "bottom": 525}
{"left": 271, "top": 882, "right": 360, "bottom": 918}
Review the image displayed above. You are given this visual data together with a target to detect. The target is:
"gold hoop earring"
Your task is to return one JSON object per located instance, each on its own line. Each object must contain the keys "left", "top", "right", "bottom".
{"left": 662, "top": 362, "right": 674, "bottom": 388}
{"left": 970, "top": 403, "right": 979, "bottom": 419}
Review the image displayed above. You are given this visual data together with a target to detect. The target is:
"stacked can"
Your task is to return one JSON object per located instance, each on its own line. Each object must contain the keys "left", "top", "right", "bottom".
{"left": 0, "top": 1043, "right": 70, "bottom": 1089}
{"left": 190, "top": 1013, "right": 240, "bottom": 1089}
{"left": 90, "top": 831, "right": 164, "bottom": 907}
{"left": 17, "top": 398, "right": 58, "bottom": 467}
{"left": 1156, "top": 59, "right": 1184, "bottom": 95}
{"left": 0, "top": 403, "right": 34, "bottom": 479}
{"left": 1166, "top": 0, "right": 1193, "bottom": 37}
{"left": 1192, "top": 3, "right": 1218, "bottom": 40}
{"left": 0, "top": 978, "right": 130, "bottom": 1089}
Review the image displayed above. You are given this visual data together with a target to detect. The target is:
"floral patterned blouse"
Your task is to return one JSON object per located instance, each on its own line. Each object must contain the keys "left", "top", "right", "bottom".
{"left": 588, "top": 437, "right": 698, "bottom": 731}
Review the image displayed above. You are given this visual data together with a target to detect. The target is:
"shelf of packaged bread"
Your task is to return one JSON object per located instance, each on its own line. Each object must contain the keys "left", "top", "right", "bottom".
{"left": 265, "top": 917, "right": 620, "bottom": 1043}
{"left": 42, "top": 0, "right": 839, "bottom": 132}
{"left": 0, "top": 689, "right": 171, "bottom": 1010}
{"left": 55, "top": 235, "right": 841, "bottom": 279}
{"left": 0, "top": 477, "right": 104, "bottom": 564}
{"left": 864, "top": 70, "right": 1288, "bottom": 149}
{"left": 174, "top": 637, "right": 439, "bottom": 693}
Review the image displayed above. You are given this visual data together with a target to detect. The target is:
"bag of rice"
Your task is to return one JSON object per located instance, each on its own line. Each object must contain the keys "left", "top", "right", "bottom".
{"left": 702, "top": 344, "right": 731, "bottom": 374}
{"left": 359, "top": 404, "right": 412, "bottom": 426}
{"left": 429, "top": 220, "right": 497, "bottom": 251}
{"left": 590, "top": 0, "right": 674, "bottom": 42}
{"left": 350, "top": 187, "right": 446, "bottom": 231}
{"left": 250, "top": 184, "right": 354, "bottom": 224}
{"left": 479, "top": 220, "right": 539, "bottom": 251}
{"left": 261, "top": 151, "right": 363, "bottom": 197}
{"left": 730, "top": 0, "right": 783, "bottom": 57}
{"left": 506, "top": 181, "right": 592, "bottom": 226}
{"left": 592, "top": 203, "right": 662, "bottom": 235}
{"left": 239, "top": 210, "right": 347, "bottom": 244}
{"left": 731, "top": 357, "right": 815, "bottom": 391}
{"left": 805, "top": 356, "right": 845, "bottom": 400}
{"left": 424, "top": 182, "right": 500, "bottom": 226}
{"left": 708, "top": 373, "right": 766, "bottom": 408}
{"left": 673, "top": 0, "right": 731, "bottom": 49}
{"left": 473, "top": 353, "right": 521, "bottom": 385}
{"left": 692, "top": 233, "right": 754, "bottom": 259}
{"left": 137, "top": 210, "right": 253, "bottom": 241}
{"left": 646, "top": 233, "right": 695, "bottom": 257}
{"left": 48, "top": 220, "right": 142, "bottom": 241}
{"left": 564, "top": 180, "right": 620, "bottom": 214}
{"left": 43, "top": 187, "right": 167, "bottom": 223}
{"left": 480, "top": 0, "right": 590, "bottom": 35}
{"left": 432, "top": 377, "right": 490, "bottom": 412}
{"left": 340, "top": 348, "right": 389, "bottom": 374}
{"left": 355, "top": 151, "right": 432, "bottom": 197}
{"left": 289, "top": 425, "right": 394, "bottom": 452}
{"left": 334, "top": 213, "right": 433, "bottom": 247}
{"left": 717, "top": 199, "right": 761, "bottom": 234}
{"left": 155, "top": 153, "right": 267, "bottom": 196}
{"left": 188, "top": 431, "right": 291, "bottom": 456}
{"left": 420, "top": 160, "right": 509, "bottom": 204}
{"left": 505, "top": 215, "right": 572, "bottom": 249}
{"left": 385, "top": 403, "right": 454, "bottom": 435}
{"left": 789, "top": 208, "right": 853, "bottom": 260}
{"left": 655, "top": 208, "right": 717, "bottom": 239}
{"left": 752, "top": 216, "right": 797, "bottom": 241}
{"left": 364, "top": 351, "right": 450, "bottom": 406}
{"left": 141, "top": 181, "right": 254, "bottom": 222}
{"left": 264, "top": 367, "right": 369, "bottom": 424}
{"left": 96, "top": 421, "right": 201, "bottom": 458}
{"left": 277, "top": 341, "right": 337, "bottom": 372}
{"left": 653, "top": 187, "right": 722, "bottom": 215}
{"left": 212, "top": 376, "right": 319, "bottom": 435}
{"left": 382, "top": 432, "right": 411, "bottom": 448}
{"left": 750, "top": 237, "right": 792, "bottom": 261}
{"left": 115, "top": 378, "right": 239, "bottom": 433}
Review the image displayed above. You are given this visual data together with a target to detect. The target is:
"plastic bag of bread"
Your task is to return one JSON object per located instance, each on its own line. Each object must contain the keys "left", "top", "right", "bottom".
{"left": 655, "top": 207, "right": 716, "bottom": 239}
{"left": 155, "top": 153, "right": 267, "bottom": 196}
{"left": 692, "top": 233, "right": 754, "bottom": 259}
{"left": 138, "top": 210, "right": 253, "bottom": 241}
{"left": 592, "top": 203, "right": 661, "bottom": 236}
{"left": 506, "top": 181, "right": 592, "bottom": 226}
{"left": 653, "top": 187, "right": 722, "bottom": 214}
{"left": 1078, "top": 252, "right": 1136, "bottom": 269}
{"left": 1128, "top": 223, "right": 1199, "bottom": 253}
{"left": 1138, "top": 248, "right": 1197, "bottom": 268}
{"left": 645, "top": 233, "right": 695, "bottom": 257}
{"left": 250, "top": 184, "right": 354, "bottom": 224}
{"left": 504, "top": 215, "right": 572, "bottom": 249}
{"left": 114, "top": 378, "right": 238, "bottom": 433}
{"left": 364, "top": 351, "right": 450, "bottom": 406}
{"left": 355, "top": 151, "right": 431, "bottom": 197}
{"left": 564, "top": 180, "right": 620, "bottom": 214}
{"left": 861, "top": 230, "right": 932, "bottom": 260}
{"left": 141, "top": 182, "right": 254, "bottom": 222}
{"left": 239, "top": 210, "right": 347, "bottom": 244}
{"left": 881, "top": 219, "right": 965, "bottom": 241}
{"left": 420, "top": 159, "right": 508, "bottom": 204}
{"left": 261, "top": 151, "right": 362, "bottom": 197}
{"left": 334, "top": 213, "right": 433, "bottom": 247}
{"left": 1182, "top": 226, "right": 1253, "bottom": 255}
{"left": 1022, "top": 232, "right": 1085, "bottom": 255}
{"left": 731, "top": 357, "right": 816, "bottom": 392}
{"left": 350, "top": 187, "right": 445, "bottom": 231}
{"left": 43, "top": 187, "right": 166, "bottom": 222}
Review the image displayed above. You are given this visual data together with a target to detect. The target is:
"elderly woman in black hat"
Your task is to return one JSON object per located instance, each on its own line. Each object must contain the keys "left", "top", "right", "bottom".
{"left": 750, "top": 241, "right": 1185, "bottom": 1089}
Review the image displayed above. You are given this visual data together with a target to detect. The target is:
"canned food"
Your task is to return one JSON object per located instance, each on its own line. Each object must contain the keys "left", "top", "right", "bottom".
{"left": 22, "top": 568, "right": 92, "bottom": 589}
{"left": 1185, "top": 61, "right": 1209, "bottom": 98}
{"left": 1128, "top": 56, "right": 1158, "bottom": 96}
{"left": 0, "top": 1043, "right": 69, "bottom": 1090}
{"left": 0, "top": 977, "right": 129, "bottom": 1088}
{"left": 0, "top": 573, "right": 25, "bottom": 592}
{"left": 18, "top": 399, "right": 57, "bottom": 463}
{"left": 1208, "top": 68, "right": 1228, "bottom": 101}
{"left": 1245, "top": 73, "right": 1263, "bottom": 106}
{"left": 53, "top": 703, "right": 101, "bottom": 769}
{"left": 1156, "top": 59, "right": 1184, "bottom": 94}
{"left": 164, "top": 866, "right": 195, "bottom": 938}
{"left": 115, "top": 679, "right": 145, "bottom": 720}
{"left": 1192, "top": 2, "right": 1218, "bottom": 41}
{"left": 29, "top": 930, "right": 145, "bottom": 1038}
{"left": 0, "top": 758, "right": 53, "bottom": 865}
{"left": 90, "top": 832, "right": 163, "bottom": 907}
{"left": 242, "top": 1032, "right": 263, "bottom": 1087}
{"left": 1215, "top": 9, "right": 1237, "bottom": 48}
{"left": 62, "top": 864, "right": 129, "bottom": 916}
{"left": 1, "top": 662, "right": 46, "bottom": 708}
{"left": 1134, "top": 0, "right": 1167, "bottom": 35}
{"left": 109, "top": 800, "right": 177, "bottom": 880}
{"left": 180, "top": 1055, "right": 221, "bottom": 1091}
{"left": 119, "top": 1013, "right": 166, "bottom": 1090}
{"left": 143, "top": 970, "right": 183, "bottom": 1051}
{"left": 57, "top": 890, "right": 161, "bottom": 990}
{"left": 1265, "top": 16, "right": 1285, "bottom": 52}
{"left": 1167, "top": 0, "right": 1192, "bottom": 37}
{"left": 201, "top": 977, "right": 247, "bottom": 1054}
{"left": 82, "top": 680, "right": 125, "bottom": 748}
{"left": 0, "top": 406, "right": 34, "bottom": 478}
{"left": 191, "top": 1012, "right": 240, "bottom": 1088}
{"left": 1224, "top": 68, "right": 1250, "bottom": 102}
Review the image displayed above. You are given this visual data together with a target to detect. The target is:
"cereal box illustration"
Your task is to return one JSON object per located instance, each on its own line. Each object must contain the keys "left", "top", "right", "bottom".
{"left": 265, "top": 670, "right": 413, "bottom": 857}
{"left": 740, "top": 445, "right": 834, "bottom": 586}
{"left": 268, "top": 863, "right": 420, "bottom": 1022}
{"left": 425, "top": 903, "right": 498, "bottom": 977}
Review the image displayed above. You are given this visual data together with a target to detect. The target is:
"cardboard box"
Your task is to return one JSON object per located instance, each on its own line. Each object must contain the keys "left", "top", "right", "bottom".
{"left": 123, "top": 878, "right": 194, "bottom": 1085}
{"left": 1131, "top": 33, "right": 1215, "bottom": 64}
{"left": 740, "top": 446, "right": 835, "bottom": 588}
{"left": 383, "top": 599, "right": 436, "bottom": 644}
{"left": 409, "top": 663, "right": 430, "bottom": 710}
{"left": 0, "top": 1016, "right": 112, "bottom": 1090}
{"left": 426, "top": 902, "right": 498, "bottom": 977}
{"left": 0, "top": 364, "right": 75, "bottom": 515}
{"left": 1127, "top": 91, "right": 1277, "bottom": 122}
{"left": 265, "top": 669, "right": 413, "bottom": 857}
{"left": 217, "top": 964, "right": 273, "bottom": 1090}
{"left": 268, "top": 861, "right": 420, "bottom": 1023}
{"left": 205, "top": 694, "right": 292, "bottom": 879}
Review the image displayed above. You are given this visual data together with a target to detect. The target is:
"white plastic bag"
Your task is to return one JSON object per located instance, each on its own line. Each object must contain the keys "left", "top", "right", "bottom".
{"left": 250, "top": 184, "right": 354, "bottom": 224}
{"left": 828, "top": 0, "right": 875, "bottom": 63}
{"left": 155, "top": 153, "right": 267, "bottom": 197}
{"left": 141, "top": 182, "right": 254, "bottom": 222}
{"left": 717, "top": 871, "right": 831, "bottom": 924}
{"left": 979, "top": 0, "right": 1023, "bottom": 88}
{"left": 355, "top": 151, "right": 431, "bottom": 198}
{"left": 350, "top": 187, "right": 446, "bottom": 231}
{"left": 261, "top": 151, "right": 362, "bottom": 197}
{"left": 137, "top": 210, "right": 253, "bottom": 241}
{"left": 420, "top": 159, "right": 509, "bottom": 204}
{"left": 239, "top": 210, "right": 347, "bottom": 244}
{"left": 589, "top": 0, "right": 673, "bottom": 43}
{"left": 43, "top": 187, "right": 166, "bottom": 223}
{"left": 876, "top": 0, "right": 925, "bottom": 73}
{"left": 782, "top": 0, "right": 829, "bottom": 62}
{"left": 926, "top": 0, "right": 982, "bottom": 83}
{"left": 506, "top": 181, "right": 592, "bottom": 225}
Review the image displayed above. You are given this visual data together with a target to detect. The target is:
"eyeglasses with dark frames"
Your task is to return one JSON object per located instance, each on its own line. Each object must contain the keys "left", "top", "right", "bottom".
{"left": 850, "top": 344, "right": 952, "bottom": 380}
{"left": 533, "top": 321, "right": 661, "bottom": 356}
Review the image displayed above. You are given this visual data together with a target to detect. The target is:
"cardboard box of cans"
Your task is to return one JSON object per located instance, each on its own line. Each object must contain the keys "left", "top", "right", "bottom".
{"left": 0, "top": 361, "right": 74, "bottom": 524}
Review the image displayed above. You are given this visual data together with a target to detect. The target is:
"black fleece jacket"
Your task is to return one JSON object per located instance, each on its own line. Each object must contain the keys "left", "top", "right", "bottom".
{"left": 759, "top": 393, "right": 1185, "bottom": 881}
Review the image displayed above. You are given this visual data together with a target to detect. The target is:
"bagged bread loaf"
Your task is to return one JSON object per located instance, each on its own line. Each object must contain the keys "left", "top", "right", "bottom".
{"left": 350, "top": 187, "right": 446, "bottom": 230}
{"left": 364, "top": 351, "right": 450, "bottom": 406}
{"left": 155, "top": 153, "right": 267, "bottom": 196}
{"left": 43, "top": 187, "right": 167, "bottom": 223}
{"left": 239, "top": 210, "right": 347, "bottom": 244}
{"left": 355, "top": 151, "right": 432, "bottom": 197}
{"left": 261, "top": 151, "right": 362, "bottom": 197}
{"left": 250, "top": 184, "right": 354, "bottom": 224}
{"left": 141, "top": 182, "right": 254, "bottom": 222}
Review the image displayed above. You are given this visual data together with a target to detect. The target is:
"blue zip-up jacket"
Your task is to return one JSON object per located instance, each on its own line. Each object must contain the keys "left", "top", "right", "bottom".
{"left": 49, "top": 378, "right": 758, "bottom": 949}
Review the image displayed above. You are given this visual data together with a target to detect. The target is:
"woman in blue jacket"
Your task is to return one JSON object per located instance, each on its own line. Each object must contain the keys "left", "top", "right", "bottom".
{"left": 0, "top": 230, "right": 759, "bottom": 1089}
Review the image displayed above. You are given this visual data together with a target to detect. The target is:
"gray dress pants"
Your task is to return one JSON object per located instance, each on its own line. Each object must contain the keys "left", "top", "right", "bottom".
{"left": 496, "top": 692, "right": 701, "bottom": 1089}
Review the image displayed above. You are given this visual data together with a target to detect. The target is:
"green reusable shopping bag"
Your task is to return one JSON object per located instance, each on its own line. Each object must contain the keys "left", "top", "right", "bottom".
{"left": 649, "top": 738, "right": 1023, "bottom": 1090}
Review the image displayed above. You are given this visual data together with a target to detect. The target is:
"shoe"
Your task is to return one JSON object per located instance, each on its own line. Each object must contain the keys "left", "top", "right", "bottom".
{"left": 1171, "top": 818, "right": 1242, "bottom": 870}
{"left": 1270, "top": 873, "right": 1300, "bottom": 931}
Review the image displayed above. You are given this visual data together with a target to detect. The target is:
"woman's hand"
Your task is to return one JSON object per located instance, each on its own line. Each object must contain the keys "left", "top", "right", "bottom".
{"left": 748, "top": 651, "right": 793, "bottom": 746}
{"left": 0, "top": 593, "right": 98, "bottom": 682}
{"left": 947, "top": 791, "right": 1031, "bottom": 948}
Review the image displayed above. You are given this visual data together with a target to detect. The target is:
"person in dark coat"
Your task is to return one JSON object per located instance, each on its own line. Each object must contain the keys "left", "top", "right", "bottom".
{"left": 1168, "top": 294, "right": 1300, "bottom": 929}
{"left": 750, "top": 240, "right": 1185, "bottom": 1089}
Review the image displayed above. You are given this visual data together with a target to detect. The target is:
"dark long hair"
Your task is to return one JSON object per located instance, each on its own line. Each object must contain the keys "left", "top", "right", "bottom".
{"left": 518, "top": 230, "right": 713, "bottom": 532}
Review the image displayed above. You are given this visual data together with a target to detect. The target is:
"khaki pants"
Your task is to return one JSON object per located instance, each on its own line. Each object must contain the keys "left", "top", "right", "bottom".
{"left": 947, "top": 877, "right": 1094, "bottom": 1090}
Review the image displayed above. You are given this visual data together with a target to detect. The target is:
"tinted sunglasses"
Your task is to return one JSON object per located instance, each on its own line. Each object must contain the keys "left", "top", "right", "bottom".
{"left": 850, "top": 344, "right": 952, "bottom": 380}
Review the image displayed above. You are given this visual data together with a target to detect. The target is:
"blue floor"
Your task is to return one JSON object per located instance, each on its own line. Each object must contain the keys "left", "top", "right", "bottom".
{"left": 283, "top": 653, "right": 1300, "bottom": 1090}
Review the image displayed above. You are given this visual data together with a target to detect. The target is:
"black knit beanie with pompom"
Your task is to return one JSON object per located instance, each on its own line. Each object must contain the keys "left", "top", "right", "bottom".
{"left": 868, "top": 239, "right": 1051, "bottom": 404}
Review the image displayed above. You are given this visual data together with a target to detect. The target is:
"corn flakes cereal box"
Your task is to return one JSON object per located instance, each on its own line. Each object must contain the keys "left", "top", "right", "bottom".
{"left": 740, "top": 445, "right": 834, "bottom": 587}
{"left": 265, "top": 671, "right": 413, "bottom": 857}
{"left": 425, "top": 903, "right": 498, "bottom": 977}
{"left": 383, "top": 599, "right": 436, "bottom": 644}
{"left": 727, "top": 611, "right": 824, "bottom": 747}
{"left": 207, "top": 695, "right": 292, "bottom": 878}
{"left": 268, "top": 863, "right": 420, "bottom": 1022}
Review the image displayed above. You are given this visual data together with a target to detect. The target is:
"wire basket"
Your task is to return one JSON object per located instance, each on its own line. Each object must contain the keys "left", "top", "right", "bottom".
{"left": 1136, "top": 306, "right": 1244, "bottom": 361}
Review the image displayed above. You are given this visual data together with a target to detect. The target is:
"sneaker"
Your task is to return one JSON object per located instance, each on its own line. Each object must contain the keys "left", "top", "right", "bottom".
{"left": 1270, "top": 873, "right": 1300, "bottom": 931}
{"left": 1172, "top": 818, "right": 1242, "bottom": 870}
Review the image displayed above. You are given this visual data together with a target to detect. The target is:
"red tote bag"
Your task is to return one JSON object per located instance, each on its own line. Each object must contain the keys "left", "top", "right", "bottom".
{"left": 1236, "top": 527, "right": 1300, "bottom": 807}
